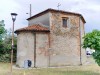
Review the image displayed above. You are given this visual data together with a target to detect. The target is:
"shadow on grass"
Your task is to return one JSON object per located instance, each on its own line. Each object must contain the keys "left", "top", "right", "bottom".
{"left": 22, "top": 69, "right": 100, "bottom": 75}
{"left": 58, "top": 71, "right": 100, "bottom": 75}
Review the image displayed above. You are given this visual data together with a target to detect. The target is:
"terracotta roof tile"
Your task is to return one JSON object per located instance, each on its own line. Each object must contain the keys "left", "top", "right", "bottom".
{"left": 15, "top": 24, "right": 49, "bottom": 33}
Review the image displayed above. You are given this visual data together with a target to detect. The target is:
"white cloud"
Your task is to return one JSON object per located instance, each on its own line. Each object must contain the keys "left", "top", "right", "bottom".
{"left": 0, "top": 0, "right": 100, "bottom": 32}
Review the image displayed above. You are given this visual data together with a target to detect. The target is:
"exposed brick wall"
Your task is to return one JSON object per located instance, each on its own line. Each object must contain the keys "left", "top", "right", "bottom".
{"left": 49, "top": 12, "right": 85, "bottom": 66}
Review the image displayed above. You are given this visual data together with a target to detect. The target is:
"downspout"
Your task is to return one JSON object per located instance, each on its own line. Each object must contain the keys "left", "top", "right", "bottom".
{"left": 79, "top": 16, "right": 82, "bottom": 65}
{"left": 83, "top": 21, "right": 86, "bottom": 55}
{"left": 48, "top": 12, "right": 51, "bottom": 67}
{"left": 48, "top": 33, "right": 51, "bottom": 67}
{"left": 34, "top": 33, "right": 36, "bottom": 67}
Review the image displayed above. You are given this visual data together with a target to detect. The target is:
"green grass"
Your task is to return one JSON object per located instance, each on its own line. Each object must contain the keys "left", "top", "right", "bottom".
{"left": 0, "top": 62, "right": 100, "bottom": 75}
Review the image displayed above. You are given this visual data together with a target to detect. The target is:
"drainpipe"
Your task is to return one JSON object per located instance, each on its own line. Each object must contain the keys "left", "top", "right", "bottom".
{"left": 34, "top": 33, "right": 36, "bottom": 67}
{"left": 83, "top": 21, "right": 86, "bottom": 55}
{"left": 79, "top": 16, "right": 82, "bottom": 65}
{"left": 48, "top": 33, "right": 51, "bottom": 67}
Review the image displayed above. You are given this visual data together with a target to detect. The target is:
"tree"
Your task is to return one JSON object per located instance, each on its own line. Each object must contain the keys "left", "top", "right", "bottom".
{"left": 3, "top": 30, "right": 17, "bottom": 62}
{"left": 0, "top": 20, "right": 6, "bottom": 54}
{"left": 83, "top": 30, "right": 100, "bottom": 65}
{"left": 0, "top": 20, "right": 17, "bottom": 62}
{"left": 0, "top": 20, "right": 6, "bottom": 37}
{"left": 0, "top": 20, "right": 8, "bottom": 62}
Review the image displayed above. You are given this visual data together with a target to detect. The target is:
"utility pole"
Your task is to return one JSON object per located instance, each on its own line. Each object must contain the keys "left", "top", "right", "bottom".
{"left": 26, "top": 4, "right": 32, "bottom": 17}
{"left": 30, "top": 4, "right": 32, "bottom": 17}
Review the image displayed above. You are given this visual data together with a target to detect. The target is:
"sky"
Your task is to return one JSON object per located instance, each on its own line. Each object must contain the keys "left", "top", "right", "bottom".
{"left": 0, "top": 0, "right": 100, "bottom": 33}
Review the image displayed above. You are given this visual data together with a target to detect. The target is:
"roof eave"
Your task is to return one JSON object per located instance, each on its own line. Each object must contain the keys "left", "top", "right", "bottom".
{"left": 15, "top": 30, "right": 50, "bottom": 34}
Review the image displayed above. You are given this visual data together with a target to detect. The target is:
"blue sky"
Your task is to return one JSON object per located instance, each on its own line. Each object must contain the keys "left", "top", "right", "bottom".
{"left": 0, "top": 0, "right": 100, "bottom": 32}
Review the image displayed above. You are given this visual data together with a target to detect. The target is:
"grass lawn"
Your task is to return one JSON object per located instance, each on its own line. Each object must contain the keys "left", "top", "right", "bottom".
{"left": 0, "top": 62, "right": 100, "bottom": 75}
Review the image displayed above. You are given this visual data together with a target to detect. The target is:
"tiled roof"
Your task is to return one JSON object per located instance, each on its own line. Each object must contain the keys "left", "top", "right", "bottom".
{"left": 27, "top": 8, "right": 86, "bottom": 23}
{"left": 15, "top": 24, "right": 49, "bottom": 33}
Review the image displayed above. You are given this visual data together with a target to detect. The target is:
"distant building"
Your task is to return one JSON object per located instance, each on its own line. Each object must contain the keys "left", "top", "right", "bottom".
{"left": 15, "top": 8, "right": 86, "bottom": 68}
{"left": 86, "top": 48, "right": 95, "bottom": 55}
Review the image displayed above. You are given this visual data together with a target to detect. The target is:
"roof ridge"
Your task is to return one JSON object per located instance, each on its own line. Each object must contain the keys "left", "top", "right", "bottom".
{"left": 47, "top": 8, "right": 80, "bottom": 15}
